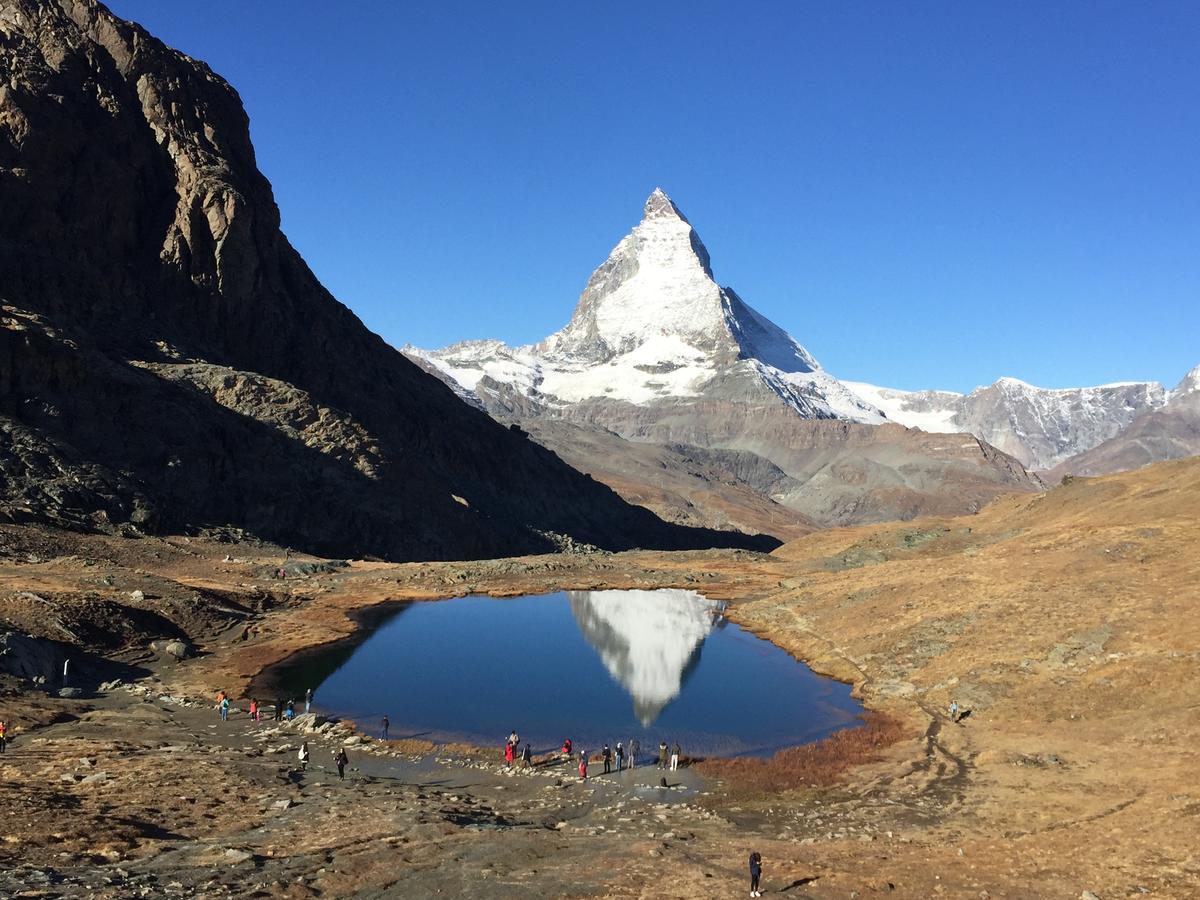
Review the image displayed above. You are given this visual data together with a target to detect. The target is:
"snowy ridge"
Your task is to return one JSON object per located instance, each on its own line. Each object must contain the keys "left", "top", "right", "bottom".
{"left": 844, "top": 377, "right": 1170, "bottom": 470}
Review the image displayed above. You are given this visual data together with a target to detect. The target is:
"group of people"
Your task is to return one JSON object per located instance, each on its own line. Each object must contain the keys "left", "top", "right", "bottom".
{"left": 298, "top": 740, "right": 350, "bottom": 779}
{"left": 504, "top": 729, "right": 533, "bottom": 769}
{"left": 504, "top": 732, "right": 686, "bottom": 780}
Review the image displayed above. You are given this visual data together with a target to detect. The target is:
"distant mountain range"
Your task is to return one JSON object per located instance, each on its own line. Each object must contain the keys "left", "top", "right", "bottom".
{"left": 409, "top": 190, "right": 1197, "bottom": 536}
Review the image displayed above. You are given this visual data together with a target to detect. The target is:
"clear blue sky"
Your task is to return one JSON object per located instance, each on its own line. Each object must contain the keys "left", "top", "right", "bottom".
{"left": 109, "top": 0, "right": 1198, "bottom": 393}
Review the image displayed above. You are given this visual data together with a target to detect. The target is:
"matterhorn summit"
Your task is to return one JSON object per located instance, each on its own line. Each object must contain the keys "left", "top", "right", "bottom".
{"left": 408, "top": 189, "right": 880, "bottom": 420}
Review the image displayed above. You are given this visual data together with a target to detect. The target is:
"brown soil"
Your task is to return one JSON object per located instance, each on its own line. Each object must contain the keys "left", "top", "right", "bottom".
{"left": 2, "top": 458, "right": 1198, "bottom": 897}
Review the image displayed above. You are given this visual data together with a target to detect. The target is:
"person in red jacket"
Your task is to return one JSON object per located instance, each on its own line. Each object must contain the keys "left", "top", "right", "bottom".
{"left": 561, "top": 738, "right": 572, "bottom": 759}
{"left": 578, "top": 750, "right": 588, "bottom": 779}
{"left": 504, "top": 741, "right": 515, "bottom": 768}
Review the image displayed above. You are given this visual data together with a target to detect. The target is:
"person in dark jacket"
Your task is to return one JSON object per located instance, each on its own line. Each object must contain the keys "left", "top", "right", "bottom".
{"left": 602, "top": 744, "right": 612, "bottom": 774}
{"left": 749, "top": 851, "right": 763, "bottom": 896}
{"left": 658, "top": 741, "right": 668, "bottom": 768}
{"left": 335, "top": 747, "right": 349, "bottom": 780}
{"left": 521, "top": 742, "right": 532, "bottom": 768}
{"left": 381, "top": 715, "right": 389, "bottom": 740}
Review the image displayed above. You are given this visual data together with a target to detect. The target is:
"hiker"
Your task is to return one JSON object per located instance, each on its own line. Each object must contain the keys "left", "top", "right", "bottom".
{"left": 381, "top": 715, "right": 389, "bottom": 740}
{"left": 215, "top": 690, "right": 225, "bottom": 718}
{"left": 285, "top": 700, "right": 295, "bottom": 721}
{"left": 578, "top": 751, "right": 588, "bottom": 780}
{"left": 561, "top": 738, "right": 572, "bottom": 759}
{"left": 749, "top": 851, "right": 763, "bottom": 896}
{"left": 949, "top": 699, "right": 959, "bottom": 722}
{"left": 602, "top": 744, "right": 612, "bottom": 774}
{"left": 305, "top": 688, "right": 313, "bottom": 714}
{"left": 615, "top": 742, "right": 625, "bottom": 771}
{"left": 248, "top": 699, "right": 258, "bottom": 722}
{"left": 335, "top": 747, "right": 349, "bottom": 780}
{"left": 508, "top": 729, "right": 520, "bottom": 749}
{"left": 629, "top": 738, "right": 639, "bottom": 770}
{"left": 521, "top": 743, "right": 532, "bottom": 769}
{"left": 504, "top": 741, "right": 515, "bottom": 769}
{"left": 658, "top": 741, "right": 668, "bottom": 769}
{"left": 275, "top": 698, "right": 285, "bottom": 722}
{"left": 298, "top": 741, "right": 310, "bottom": 772}
{"left": 220, "top": 696, "right": 230, "bottom": 722}
{"left": 0, "top": 720, "right": 7, "bottom": 753}
{"left": 670, "top": 742, "right": 681, "bottom": 772}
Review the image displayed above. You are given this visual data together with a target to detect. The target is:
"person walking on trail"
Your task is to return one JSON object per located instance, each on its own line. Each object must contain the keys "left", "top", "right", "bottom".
{"left": 602, "top": 744, "right": 612, "bottom": 774}
{"left": 298, "top": 741, "right": 310, "bottom": 772}
{"left": 949, "top": 699, "right": 959, "bottom": 722}
{"left": 670, "top": 743, "right": 681, "bottom": 772}
{"left": 220, "top": 696, "right": 230, "bottom": 722}
{"left": 749, "top": 851, "right": 763, "bottom": 896}
{"left": 615, "top": 742, "right": 625, "bottom": 772}
{"left": 335, "top": 747, "right": 349, "bottom": 780}
{"left": 248, "top": 699, "right": 258, "bottom": 722}
{"left": 578, "top": 751, "right": 588, "bottom": 780}
{"left": 521, "top": 743, "right": 532, "bottom": 769}
{"left": 658, "top": 741, "right": 668, "bottom": 769}
{"left": 285, "top": 700, "right": 295, "bottom": 721}
{"left": 629, "top": 738, "right": 639, "bottom": 770}
{"left": 0, "top": 719, "right": 8, "bottom": 753}
{"left": 504, "top": 741, "right": 515, "bottom": 769}
{"left": 305, "top": 688, "right": 313, "bottom": 714}
{"left": 381, "top": 716, "right": 389, "bottom": 740}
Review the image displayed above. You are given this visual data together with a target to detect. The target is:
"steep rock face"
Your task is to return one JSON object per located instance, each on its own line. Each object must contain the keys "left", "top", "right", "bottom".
{"left": 410, "top": 191, "right": 1042, "bottom": 529}
{"left": 0, "top": 0, "right": 773, "bottom": 558}
{"left": 1046, "top": 367, "right": 1200, "bottom": 479}
{"left": 847, "top": 378, "right": 1168, "bottom": 471}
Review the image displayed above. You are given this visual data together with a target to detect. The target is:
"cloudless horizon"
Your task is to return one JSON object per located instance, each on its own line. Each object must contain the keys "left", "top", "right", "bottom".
{"left": 109, "top": 1, "right": 1198, "bottom": 393}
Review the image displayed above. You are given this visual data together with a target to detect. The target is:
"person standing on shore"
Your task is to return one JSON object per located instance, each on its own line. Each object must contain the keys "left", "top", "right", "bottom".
{"left": 381, "top": 715, "right": 389, "bottom": 740}
{"left": 275, "top": 698, "right": 285, "bottom": 722}
{"left": 670, "top": 742, "right": 680, "bottom": 772}
{"left": 602, "top": 744, "right": 612, "bottom": 774}
{"left": 305, "top": 688, "right": 313, "bottom": 714}
{"left": 0, "top": 719, "right": 7, "bottom": 753}
{"left": 521, "top": 742, "right": 532, "bottom": 769}
{"left": 504, "top": 740, "right": 515, "bottom": 769}
{"left": 298, "top": 741, "right": 310, "bottom": 772}
{"left": 248, "top": 699, "right": 258, "bottom": 722}
{"left": 285, "top": 700, "right": 295, "bottom": 721}
{"left": 615, "top": 742, "right": 625, "bottom": 772}
{"left": 578, "top": 750, "right": 588, "bottom": 780}
{"left": 335, "top": 747, "right": 348, "bottom": 780}
{"left": 629, "top": 738, "right": 639, "bottom": 770}
{"left": 749, "top": 851, "right": 763, "bottom": 896}
{"left": 561, "top": 738, "right": 572, "bottom": 760}
{"left": 658, "top": 741, "right": 668, "bottom": 769}
{"left": 220, "top": 696, "right": 230, "bottom": 722}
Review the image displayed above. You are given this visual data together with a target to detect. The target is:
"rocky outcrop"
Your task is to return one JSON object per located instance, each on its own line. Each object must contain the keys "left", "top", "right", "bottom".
{"left": 0, "top": 0, "right": 773, "bottom": 559}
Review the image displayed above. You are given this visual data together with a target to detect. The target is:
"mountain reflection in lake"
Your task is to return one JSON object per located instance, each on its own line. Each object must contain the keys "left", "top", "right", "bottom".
{"left": 280, "top": 589, "right": 862, "bottom": 757}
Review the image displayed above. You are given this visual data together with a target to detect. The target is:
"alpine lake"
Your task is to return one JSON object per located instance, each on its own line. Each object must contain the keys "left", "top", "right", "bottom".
{"left": 267, "top": 589, "right": 863, "bottom": 758}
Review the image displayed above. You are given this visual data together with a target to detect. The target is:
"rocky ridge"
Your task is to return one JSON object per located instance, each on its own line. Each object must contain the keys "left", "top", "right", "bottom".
{"left": 0, "top": 0, "right": 773, "bottom": 559}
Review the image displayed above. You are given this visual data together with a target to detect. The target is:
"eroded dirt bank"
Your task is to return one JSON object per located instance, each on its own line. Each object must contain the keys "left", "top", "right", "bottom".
{"left": 2, "top": 460, "right": 1199, "bottom": 897}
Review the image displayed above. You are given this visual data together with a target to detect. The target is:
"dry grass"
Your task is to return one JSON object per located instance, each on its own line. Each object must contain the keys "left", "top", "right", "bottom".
{"left": 695, "top": 712, "right": 907, "bottom": 795}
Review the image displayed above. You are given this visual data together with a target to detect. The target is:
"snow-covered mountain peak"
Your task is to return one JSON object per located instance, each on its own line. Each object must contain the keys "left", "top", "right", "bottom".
{"left": 1172, "top": 364, "right": 1200, "bottom": 398}
{"left": 410, "top": 190, "right": 882, "bottom": 421}
{"left": 643, "top": 186, "right": 690, "bottom": 223}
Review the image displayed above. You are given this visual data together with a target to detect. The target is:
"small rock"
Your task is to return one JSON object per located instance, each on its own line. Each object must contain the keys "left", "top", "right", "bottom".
{"left": 1081, "top": 893, "right": 1101, "bottom": 900}
{"left": 129, "top": 590, "right": 145, "bottom": 601}
{"left": 58, "top": 687, "right": 83, "bottom": 699}
{"left": 223, "top": 848, "right": 253, "bottom": 864}
{"left": 272, "top": 799, "right": 294, "bottom": 810}
{"left": 80, "top": 771, "right": 109, "bottom": 784}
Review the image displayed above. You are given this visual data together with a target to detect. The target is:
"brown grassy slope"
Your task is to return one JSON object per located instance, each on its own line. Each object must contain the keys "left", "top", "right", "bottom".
{"left": 724, "top": 457, "right": 1200, "bottom": 887}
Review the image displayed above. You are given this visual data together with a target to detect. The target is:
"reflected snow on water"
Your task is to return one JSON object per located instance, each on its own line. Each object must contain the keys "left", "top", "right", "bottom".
{"left": 282, "top": 589, "right": 861, "bottom": 757}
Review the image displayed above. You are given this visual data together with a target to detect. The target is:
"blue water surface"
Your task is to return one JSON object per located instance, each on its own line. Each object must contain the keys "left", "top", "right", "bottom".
{"left": 275, "top": 589, "right": 861, "bottom": 758}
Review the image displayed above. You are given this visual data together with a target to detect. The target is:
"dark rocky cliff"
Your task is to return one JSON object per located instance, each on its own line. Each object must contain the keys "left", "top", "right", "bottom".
{"left": 0, "top": 0, "right": 775, "bottom": 558}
